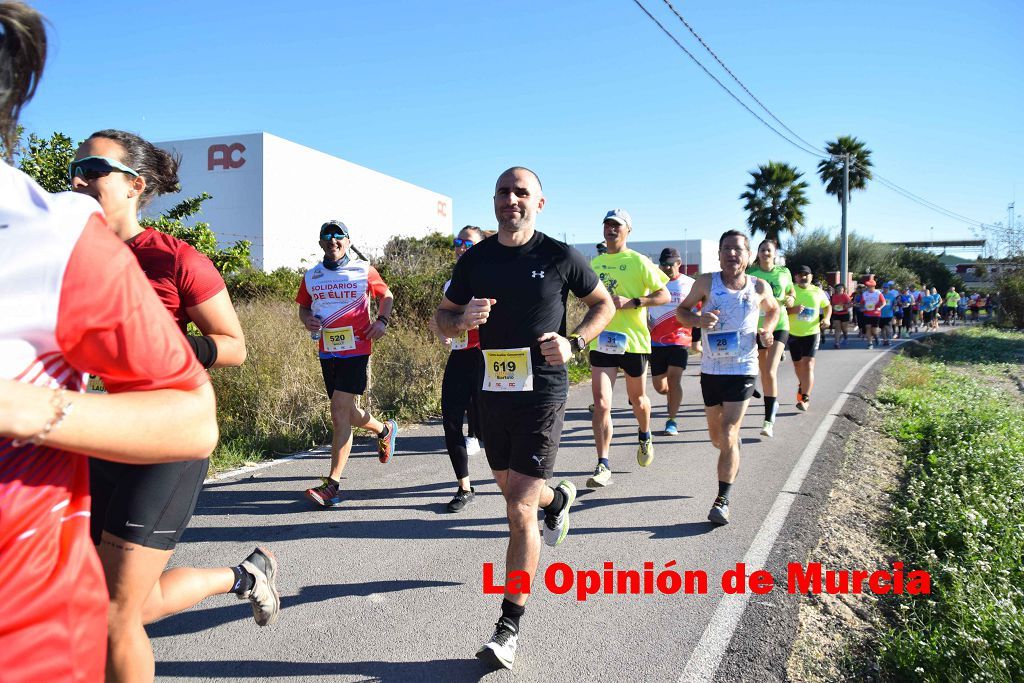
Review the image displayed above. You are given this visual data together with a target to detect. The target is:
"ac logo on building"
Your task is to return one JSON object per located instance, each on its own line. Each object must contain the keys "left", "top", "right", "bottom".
{"left": 437, "top": 200, "right": 448, "bottom": 217}
{"left": 208, "top": 143, "right": 246, "bottom": 170}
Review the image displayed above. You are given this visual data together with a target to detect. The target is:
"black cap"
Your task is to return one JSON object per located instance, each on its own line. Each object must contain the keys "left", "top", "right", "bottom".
{"left": 796, "top": 265, "right": 813, "bottom": 275}
{"left": 659, "top": 247, "right": 681, "bottom": 265}
{"left": 320, "top": 219, "right": 350, "bottom": 239}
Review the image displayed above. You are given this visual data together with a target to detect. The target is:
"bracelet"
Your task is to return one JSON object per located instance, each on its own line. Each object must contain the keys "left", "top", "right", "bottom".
{"left": 376, "top": 316, "right": 390, "bottom": 326}
{"left": 13, "top": 387, "right": 73, "bottom": 447}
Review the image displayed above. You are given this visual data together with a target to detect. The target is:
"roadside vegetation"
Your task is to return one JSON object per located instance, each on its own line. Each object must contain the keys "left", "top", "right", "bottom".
{"left": 873, "top": 328, "right": 1024, "bottom": 681}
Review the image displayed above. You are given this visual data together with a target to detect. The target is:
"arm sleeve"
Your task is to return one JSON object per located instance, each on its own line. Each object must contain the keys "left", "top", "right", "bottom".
{"left": 367, "top": 265, "right": 389, "bottom": 298}
{"left": 55, "top": 214, "right": 207, "bottom": 393}
{"left": 295, "top": 275, "right": 312, "bottom": 306}
{"left": 444, "top": 254, "right": 472, "bottom": 306}
{"left": 177, "top": 244, "right": 226, "bottom": 308}
{"left": 566, "top": 247, "right": 600, "bottom": 298}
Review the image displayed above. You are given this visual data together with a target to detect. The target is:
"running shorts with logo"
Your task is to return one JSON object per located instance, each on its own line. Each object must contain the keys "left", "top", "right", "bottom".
{"left": 1, "top": 163, "right": 207, "bottom": 683}
{"left": 788, "top": 333, "right": 821, "bottom": 362}
{"left": 444, "top": 231, "right": 598, "bottom": 478}
{"left": 589, "top": 248, "right": 669, "bottom": 355}
{"left": 700, "top": 374, "right": 757, "bottom": 406}
{"left": 700, "top": 272, "right": 761, "bottom": 405}
{"left": 92, "top": 226, "right": 226, "bottom": 550}
{"left": 747, "top": 264, "right": 794, "bottom": 332}
{"left": 648, "top": 273, "right": 694, "bottom": 374}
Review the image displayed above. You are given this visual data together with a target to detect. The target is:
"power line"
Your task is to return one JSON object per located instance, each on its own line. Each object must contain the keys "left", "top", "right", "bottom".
{"left": 630, "top": 0, "right": 828, "bottom": 160}
{"left": 658, "top": 0, "right": 828, "bottom": 157}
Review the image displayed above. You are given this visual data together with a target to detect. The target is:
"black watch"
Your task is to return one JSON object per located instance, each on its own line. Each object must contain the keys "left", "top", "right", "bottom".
{"left": 631, "top": 297, "right": 642, "bottom": 309}
{"left": 569, "top": 334, "right": 587, "bottom": 354}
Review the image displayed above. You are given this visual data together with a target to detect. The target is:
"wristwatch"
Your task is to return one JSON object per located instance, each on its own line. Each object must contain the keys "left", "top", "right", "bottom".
{"left": 568, "top": 334, "right": 587, "bottom": 354}
{"left": 631, "top": 297, "right": 642, "bottom": 309}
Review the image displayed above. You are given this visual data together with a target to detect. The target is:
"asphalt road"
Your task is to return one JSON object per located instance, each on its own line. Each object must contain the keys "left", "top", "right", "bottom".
{"left": 151, "top": 331, "right": 909, "bottom": 682}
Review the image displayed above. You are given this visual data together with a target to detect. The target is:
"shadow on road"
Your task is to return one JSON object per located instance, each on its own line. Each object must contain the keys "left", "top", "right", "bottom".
{"left": 149, "top": 579, "right": 462, "bottom": 638}
{"left": 155, "top": 657, "right": 491, "bottom": 681}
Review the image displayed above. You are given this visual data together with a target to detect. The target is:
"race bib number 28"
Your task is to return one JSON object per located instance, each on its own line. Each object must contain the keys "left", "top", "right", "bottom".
{"left": 705, "top": 329, "right": 740, "bottom": 359}
{"left": 482, "top": 348, "right": 533, "bottom": 392}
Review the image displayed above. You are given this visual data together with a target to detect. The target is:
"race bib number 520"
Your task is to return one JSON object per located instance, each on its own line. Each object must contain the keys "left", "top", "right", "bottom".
{"left": 324, "top": 326, "right": 356, "bottom": 352}
{"left": 482, "top": 348, "right": 534, "bottom": 392}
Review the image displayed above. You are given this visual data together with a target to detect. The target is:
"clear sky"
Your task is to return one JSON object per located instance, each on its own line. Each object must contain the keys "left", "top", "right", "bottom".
{"left": 22, "top": 0, "right": 1024, "bottom": 253}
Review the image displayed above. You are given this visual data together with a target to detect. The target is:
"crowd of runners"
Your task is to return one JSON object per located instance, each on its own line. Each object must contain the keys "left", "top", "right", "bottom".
{"left": 0, "top": 3, "right": 988, "bottom": 679}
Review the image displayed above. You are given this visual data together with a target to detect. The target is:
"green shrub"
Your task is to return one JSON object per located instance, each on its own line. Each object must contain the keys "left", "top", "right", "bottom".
{"left": 226, "top": 267, "right": 305, "bottom": 302}
{"left": 996, "top": 270, "right": 1024, "bottom": 329}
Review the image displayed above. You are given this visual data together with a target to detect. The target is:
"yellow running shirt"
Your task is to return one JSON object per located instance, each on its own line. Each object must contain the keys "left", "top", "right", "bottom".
{"left": 590, "top": 249, "right": 669, "bottom": 354}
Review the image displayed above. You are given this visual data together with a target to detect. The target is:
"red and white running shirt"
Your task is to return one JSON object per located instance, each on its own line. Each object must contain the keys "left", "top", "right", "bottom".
{"left": 296, "top": 259, "right": 389, "bottom": 358}
{"left": 0, "top": 162, "right": 206, "bottom": 683}
{"left": 443, "top": 279, "right": 479, "bottom": 350}
{"left": 861, "top": 290, "right": 885, "bottom": 318}
{"left": 648, "top": 274, "right": 696, "bottom": 347}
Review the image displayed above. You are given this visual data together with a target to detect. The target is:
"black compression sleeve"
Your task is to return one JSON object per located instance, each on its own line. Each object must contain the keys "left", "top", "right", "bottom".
{"left": 187, "top": 335, "right": 219, "bottom": 369}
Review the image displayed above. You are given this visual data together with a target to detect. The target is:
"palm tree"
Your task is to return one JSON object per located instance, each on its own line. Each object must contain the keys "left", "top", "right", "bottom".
{"left": 739, "top": 161, "right": 809, "bottom": 245}
{"left": 817, "top": 135, "right": 873, "bottom": 203}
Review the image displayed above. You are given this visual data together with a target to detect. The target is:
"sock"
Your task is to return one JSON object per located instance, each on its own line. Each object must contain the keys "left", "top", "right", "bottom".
{"left": 328, "top": 476, "right": 341, "bottom": 486}
{"left": 638, "top": 430, "right": 651, "bottom": 442}
{"left": 598, "top": 457, "right": 610, "bottom": 469}
{"left": 717, "top": 480, "right": 733, "bottom": 501}
{"left": 378, "top": 423, "right": 390, "bottom": 439}
{"left": 230, "top": 565, "right": 254, "bottom": 595}
{"left": 544, "top": 487, "right": 566, "bottom": 515}
{"left": 500, "top": 599, "right": 525, "bottom": 632}
{"left": 765, "top": 396, "right": 778, "bottom": 422}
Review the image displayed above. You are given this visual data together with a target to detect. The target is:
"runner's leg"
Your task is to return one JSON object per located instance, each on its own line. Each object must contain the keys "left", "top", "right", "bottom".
{"left": 591, "top": 366, "right": 617, "bottom": 461}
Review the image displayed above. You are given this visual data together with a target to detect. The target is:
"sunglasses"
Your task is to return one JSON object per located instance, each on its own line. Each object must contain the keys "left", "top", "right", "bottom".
{"left": 69, "top": 156, "right": 140, "bottom": 182}
{"left": 320, "top": 232, "right": 348, "bottom": 241}
{"left": 453, "top": 238, "right": 475, "bottom": 248}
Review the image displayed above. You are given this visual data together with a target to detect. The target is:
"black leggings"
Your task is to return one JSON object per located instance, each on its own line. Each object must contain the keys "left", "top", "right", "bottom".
{"left": 441, "top": 348, "right": 483, "bottom": 480}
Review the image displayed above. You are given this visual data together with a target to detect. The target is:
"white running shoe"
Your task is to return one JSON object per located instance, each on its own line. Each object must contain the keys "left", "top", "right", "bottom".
{"left": 465, "top": 437, "right": 481, "bottom": 455}
{"left": 543, "top": 480, "right": 576, "bottom": 546}
{"left": 760, "top": 421, "right": 774, "bottom": 438}
{"left": 476, "top": 619, "right": 518, "bottom": 669}
{"left": 586, "top": 463, "right": 613, "bottom": 488}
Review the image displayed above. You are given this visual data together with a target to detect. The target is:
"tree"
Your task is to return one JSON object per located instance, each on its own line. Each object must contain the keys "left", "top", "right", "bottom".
{"left": 781, "top": 227, "right": 891, "bottom": 276}
{"left": 739, "top": 161, "right": 809, "bottom": 244}
{"left": 817, "top": 135, "right": 873, "bottom": 204}
{"left": 16, "top": 131, "right": 75, "bottom": 193}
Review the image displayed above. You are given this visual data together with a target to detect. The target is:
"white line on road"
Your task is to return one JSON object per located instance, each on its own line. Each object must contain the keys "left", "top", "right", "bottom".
{"left": 679, "top": 342, "right": 905, "bottom": 682}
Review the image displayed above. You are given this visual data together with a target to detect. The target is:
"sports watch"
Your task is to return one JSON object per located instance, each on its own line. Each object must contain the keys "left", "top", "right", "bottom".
{"left": 568, "top": 334, "right": 587, "bottom": 354}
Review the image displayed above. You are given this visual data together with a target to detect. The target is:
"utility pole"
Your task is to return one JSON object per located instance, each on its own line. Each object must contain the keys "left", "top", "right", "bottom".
{"left": 840, "top": 153, "right": 849, "bottom": 289}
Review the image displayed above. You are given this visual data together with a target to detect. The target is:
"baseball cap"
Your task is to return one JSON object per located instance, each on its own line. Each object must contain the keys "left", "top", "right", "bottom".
{"left": 603, "top": 208, "right": 632, "bottom": 229}
{"left": 320, "top": 219, "right": 350, "bottom": 239}
{"left": 864, "top": 278, "right": 877, "bottom": 286}
{"left": 659, "top": 247, "right": 681, "bottom": 265}
{"left": 796, "top": 265, "right": 813, "bottom": 275}
{"left": 884, "top": 280, "right": 895, "bottom": 287}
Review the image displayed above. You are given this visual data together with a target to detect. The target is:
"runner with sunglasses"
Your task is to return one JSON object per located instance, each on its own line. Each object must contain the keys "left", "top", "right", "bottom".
{"left": 298, "top": 220, "right": 398, "bottom": 507}
{"left": 428, "top": 226, "right": 486, "bottom": 512}
{"left": 746, "top": 239, "right": 796, "bottom": 438}
{"left": 68, "top": 129, "right": 278, "bottom": 683}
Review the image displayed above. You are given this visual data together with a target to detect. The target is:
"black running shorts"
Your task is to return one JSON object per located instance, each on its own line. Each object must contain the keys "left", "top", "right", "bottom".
{"left": 320, "top": 354, "right": 370, "bottom": 396}
{"left": 478, "top": 396, "right": 565, "bottom": 479}
{"left": 700, "top": 373, "right": 756, "bottom": 407}
{"left": 788, "top": 333, "right": 820, "bottom": 362}
{"left": 832, "top": 312, "right": 851, "bottom": 323}
{"left": 757, "top": 329, "right": 789, "bottom": 350}
{"left": 90, "top": 458, "right": 209, "bottom": 550}
{"left": 649, "top": 345, "right": 688, "bottom": 376}
{"left": 589, "top": 350, "right": 648, "bottom": 378}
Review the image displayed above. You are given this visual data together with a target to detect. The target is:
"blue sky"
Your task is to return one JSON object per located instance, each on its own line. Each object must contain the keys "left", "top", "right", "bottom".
{"left": 23, "top": 0, "right": 1023, "bottom": 253}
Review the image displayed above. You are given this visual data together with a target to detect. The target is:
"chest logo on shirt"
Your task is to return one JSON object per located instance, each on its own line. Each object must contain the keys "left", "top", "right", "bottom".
{"left": 532, "top": 270, "right": 545, "bottom": 279}
{"left": 600, "top": 273, "right": 618, "bottom": 295}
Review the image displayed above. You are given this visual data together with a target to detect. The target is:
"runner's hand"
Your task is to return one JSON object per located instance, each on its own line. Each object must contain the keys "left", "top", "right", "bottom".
{"left": 698, "top": 310, "right": 720, "bottom": 329}
{"left": 611, "top": 295, "right": 632, "bottom": 310}
{"left": 303, "top": 315, "right": 322, "bottom": 332}
{"left": 462, "top": 298, "right": 495, "bottom": 330}
{"left": 758, "top": 328, "right": 774, "bottom": 348}
{"left": 538, "top": 332, "right": 571, "bottom": 365}
{"left": 364, "top": 320, "right": 388, "bottom": 341}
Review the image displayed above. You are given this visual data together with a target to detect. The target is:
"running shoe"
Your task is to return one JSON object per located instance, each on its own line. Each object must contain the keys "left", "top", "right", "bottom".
{"left": 760, "top": 420, "right": 774, "bottom": 438}
{"left": 637, "top": 438, "right": 654, "bottom": 467}
{"left": 543, "top": 480, "right": 576, "bottom": 546}
{"left": 378, "top": 419, "right": 398, "bottom": 463}
{"left": 708, "top": 496, "right": 730, "bottom": 525}
{"left": 476, "top": 618, "right": 519, "bottom": 669}
{"left": 306, "top": 477, "right": 342, "bottom": 507}
{"left": 833, "top": 342, "right": 840, "bottom": 349}
{"left": 664, "top": 418, "right": 678, "bottom": 436}
{"left": 586, "top": 463, "right": 613, "bottom": 488}
{"left": 588, "top": 403, "right": 594, "bottom": 413}
{"left": 465, "top": 437, "right": 481, "bottom": 456}
{"left": 796, "top": 396, "right": 809, "bottom": 412}
{"left": 867, "top": 343, "right": 874, "bottom": 350}
{"left": 238, "top": 547, "right": 281, "bottom": 626}
{"left": 447, "top": 487, "right": 475, "bottom": 513}
{"left": 780, "top": 350, "right": 787, "bottom": 362}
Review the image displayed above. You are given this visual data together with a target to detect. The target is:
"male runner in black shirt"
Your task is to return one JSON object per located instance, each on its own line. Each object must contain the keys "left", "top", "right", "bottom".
{"left": 436, "top": 166, "right": 614, "bottom": 670}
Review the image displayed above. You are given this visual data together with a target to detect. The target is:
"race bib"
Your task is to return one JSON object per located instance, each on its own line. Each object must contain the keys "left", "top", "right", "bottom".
{"left": 705, "top": 329, "right": 740, "bottom": 359}
{"left": 596, "top": 330, "right": 628, "bottom": 355}
{"left": 451, "top": 330, "right": 469, "bottom": 351}
{"left": 864, "top": 302, "right": 876, "bottom": 311}
{"left": 482, "top": 348, "right": 534, "bottom": 392}
{"left": 323, "top": 325, "right": 356, "bottom": 352}
{"left": 833, "top": 304, "right": 845, "bottom": 312}
{"left": 797, "top": 307, "right": 817, "bottom": 322}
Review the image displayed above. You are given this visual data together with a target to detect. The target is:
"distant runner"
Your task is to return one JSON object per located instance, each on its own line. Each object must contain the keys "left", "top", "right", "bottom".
{"left": 647, "top": 247, "right": 696, "bottom": 436}
{"left": 787, "top": 265, "right": 831, "bottom": 411}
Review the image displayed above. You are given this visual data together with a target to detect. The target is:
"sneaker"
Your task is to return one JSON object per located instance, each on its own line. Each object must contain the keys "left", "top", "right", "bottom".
{"left": 447, "top": 487, "right": 475, "bottom": 513}
{"left": 780, "top": 350, "right": 787, "bottom": 362}
{"left": 378, "top": 419, "right": 398, "bottom": 463}
{"left": 637, "top": 438, "right": 654, "bottom": 467}
{"left": 867, "top": 343, "right": 874, "bottom": 350}
{"left": 543, "top": 480, "right": 576, "bottom": 546}
{"left": 708, "top": 496, "right": 730, "bottom": 525}
{"left": 760, "top": 420, "right": 774, "bottom": 438}
{"left": 306, "top": 477, "right": 342, "bottom": 507}
{"left": 586, "top": 463, "right": 613, "bottom": 488}
{"left": 238, "top": 547, "right": 281, "bottom": 626}
{"left": 796, "top": 396, "right": 809, "bottom": 412}
{"left": 664, "top": 419, "right": 678, "bottom": 436}
{"left": 476, "top": 618, "right": 518, "bottom": 669}
{"left": 833, "top": 342, "right": 840, "bottom": 349}
{"left": 465, "top": 437, "right": 481, "bottom": 456}
{"left": 588, "top": 403, "right": 595, "bottom": 413}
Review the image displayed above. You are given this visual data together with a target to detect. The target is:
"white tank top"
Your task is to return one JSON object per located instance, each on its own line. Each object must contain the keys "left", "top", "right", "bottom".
{"left": 700, "top": 272, "right": 760, "bottom": 376}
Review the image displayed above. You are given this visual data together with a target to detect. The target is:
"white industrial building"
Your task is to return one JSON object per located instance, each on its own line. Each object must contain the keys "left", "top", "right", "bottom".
{"left": 145, "top": 132, "right": 453, "bottom": 271}
{"left": 573, "top": 239, "right": 719, "bottom": 276}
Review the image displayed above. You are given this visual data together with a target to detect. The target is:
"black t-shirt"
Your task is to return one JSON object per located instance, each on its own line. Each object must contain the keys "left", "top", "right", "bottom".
{"left": 445, "top": 231, "right": 598, "bottom": 403}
